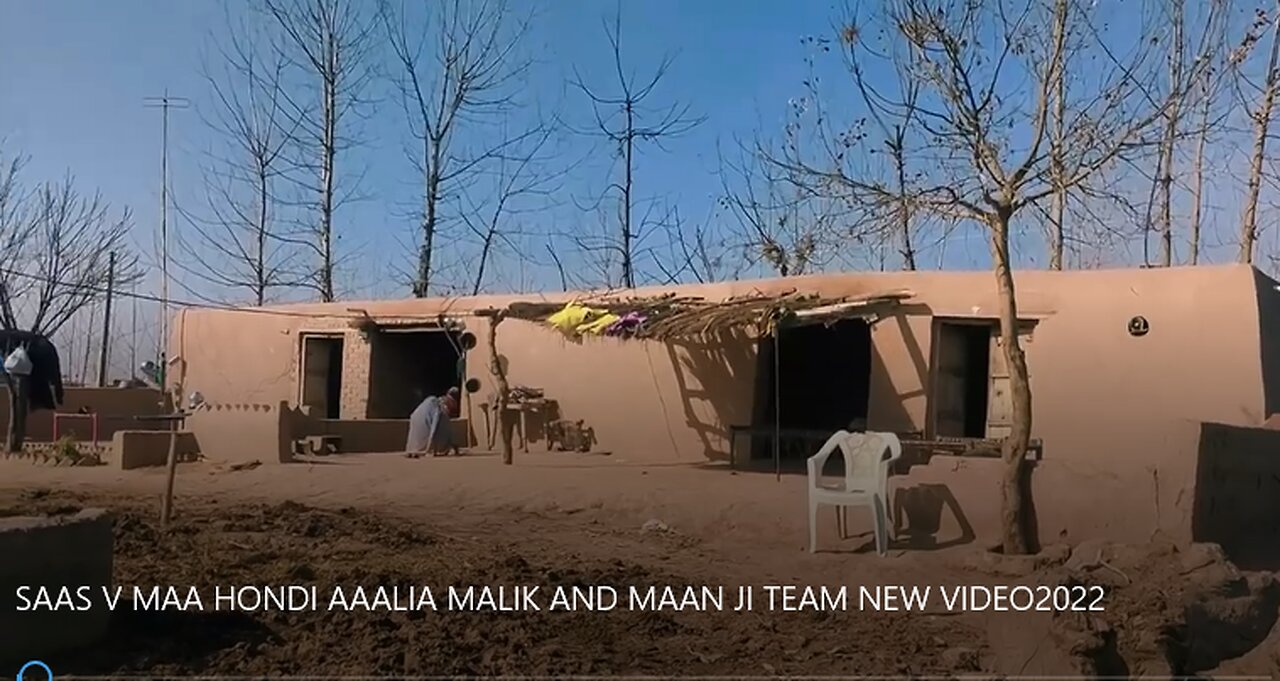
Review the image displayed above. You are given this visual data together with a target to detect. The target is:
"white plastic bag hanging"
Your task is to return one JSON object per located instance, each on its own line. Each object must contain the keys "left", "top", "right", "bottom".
{"left": 4, "top": 347, "right": 32, "bottom": 376}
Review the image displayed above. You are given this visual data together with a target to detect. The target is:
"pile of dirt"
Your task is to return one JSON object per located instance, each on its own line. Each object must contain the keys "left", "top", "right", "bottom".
{"left": 1046, "top": 540, "right": 1280, "bottom": 676}
{"left": 6, "top": 492, "right": 988, "bottom": 676}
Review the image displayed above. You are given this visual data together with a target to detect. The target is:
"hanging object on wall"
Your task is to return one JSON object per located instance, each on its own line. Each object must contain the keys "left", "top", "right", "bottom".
{"left": 4, "top": 346, "right": 32, "bottom": 376}
{"left": 1128, "top": 316, "right": 1150, "bottom": 337}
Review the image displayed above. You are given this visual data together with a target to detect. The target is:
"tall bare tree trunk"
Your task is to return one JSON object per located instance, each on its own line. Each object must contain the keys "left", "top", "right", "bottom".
{"left": 486, "top": 312, "right": 513, "bottom": 465}
{"left": 256, "top": 165, "right": 269, "bottom": 306}
{"left": 621, "top": 104, "right": 635, "bottom": 288}
{"left": 1155, "top": 0, "right": 1185, "bottom": 268}
{"left": 1189, "top": 79, "right": 1210, "bottom": 266}
{"left": 415, "top": 140, "right": 443, "bottom": 298}
{"left": 319, "top": 75, "right": 337, "bottom": 301}
{"left": 991, "top": 207, "right": 1035, "bottom": 555}
{"left": 1047, "top": 0, "right": 1068, "bottom": 270}
{"left": 892, "top": 128, "right": 917, "bottom": 271}
{"left": 1241, "top": 5, "right": 1280, "bottom": 265}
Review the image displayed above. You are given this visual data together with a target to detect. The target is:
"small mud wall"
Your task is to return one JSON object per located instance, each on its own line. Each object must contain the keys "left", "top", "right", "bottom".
{"left": 1191, "top": 422, "right": 1280, "bottom": 569}
{"left": 300, "top": 417, "right": 411, "bottom": 453}
{"left": 0, "top": 387, "right": 168, "bottom": 443}
{"left": 0, "top": 509, "right": 115, "bottom": 664}
{"left": 187, "top": 402, "right": 293, "bottom": 465}
{"left": 111, "top": 431, "right": 201, "bottom": 470}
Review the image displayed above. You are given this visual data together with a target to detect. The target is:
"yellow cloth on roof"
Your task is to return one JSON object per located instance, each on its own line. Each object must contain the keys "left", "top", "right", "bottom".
{"left": 546, "top": 302, "right": 612, "bottom": 336}
{"left": 546, "top": 302, "right": 592, "bottom": 333}
{"left": 578, "top": 313, "right": 621, "bottom": 335}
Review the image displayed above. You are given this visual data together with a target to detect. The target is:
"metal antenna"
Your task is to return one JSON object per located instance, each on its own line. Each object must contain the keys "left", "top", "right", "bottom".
{"left": 144, "top": 89, "right": 189, "bottom": 379}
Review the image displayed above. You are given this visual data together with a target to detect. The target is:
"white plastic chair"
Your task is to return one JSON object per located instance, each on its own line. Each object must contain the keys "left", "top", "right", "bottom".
{"left": 807, "top": 430, "right": 903, "bottom": 555}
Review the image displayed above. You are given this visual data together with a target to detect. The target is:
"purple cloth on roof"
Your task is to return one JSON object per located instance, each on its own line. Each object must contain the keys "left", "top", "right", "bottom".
{"left": 605, "top": 312, "right": 646, "bottom": 336}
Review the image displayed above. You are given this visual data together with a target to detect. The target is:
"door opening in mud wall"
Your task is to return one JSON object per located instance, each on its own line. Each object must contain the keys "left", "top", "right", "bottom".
{"left": 366, "top": 328, "right": 462, "bottom": 418}
{"left": 300, "top": 334, "right": 344, "bottom": 419}
{"left": 749, "top": 318, "right": 873, "bottom": 463}
{"left": 928, "top": 319, "right": 1009, "bottom": 439}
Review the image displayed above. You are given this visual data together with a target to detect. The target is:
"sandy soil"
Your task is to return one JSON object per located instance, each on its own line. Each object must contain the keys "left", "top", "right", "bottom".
{"left": 1, "top": 453, "right": 1276, "bottom": 676}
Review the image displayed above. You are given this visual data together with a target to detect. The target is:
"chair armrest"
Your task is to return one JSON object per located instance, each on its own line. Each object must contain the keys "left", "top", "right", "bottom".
{"left": 807, "top": 430, "right": 847, "bottom": 483}
{"left": 807, "top": 455, "right": 822, "bottom": 480}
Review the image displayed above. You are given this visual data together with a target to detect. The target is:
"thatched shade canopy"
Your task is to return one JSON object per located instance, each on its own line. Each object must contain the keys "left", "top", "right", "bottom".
{"left": 474, "top": 288, "right": 913, "bottom": 341}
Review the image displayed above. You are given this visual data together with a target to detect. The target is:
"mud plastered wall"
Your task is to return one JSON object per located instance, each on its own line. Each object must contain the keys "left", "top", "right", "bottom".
{"left": 186, "top": 401, "right": 292, "bottom": 465}
{"left": 0, "top": 387, "right": 169, "bottom": 443}
{"left": 172, "top": 266, "right": 1271, "bottom": 472}
{"left": 110, "top": 430, "right": 200, "bottom": 470}
{"left": 0, "top": 509, "right": 114, "bottom": 662}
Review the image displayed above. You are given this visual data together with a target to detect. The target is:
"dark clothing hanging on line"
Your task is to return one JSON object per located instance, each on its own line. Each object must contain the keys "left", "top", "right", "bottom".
{"left": 0, "top": 330, "right": 65, "bottom": 411}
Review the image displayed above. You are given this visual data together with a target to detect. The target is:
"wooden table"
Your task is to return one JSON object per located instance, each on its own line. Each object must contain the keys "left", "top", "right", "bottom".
{"left": 479, "top": 399, "right": 555, "bottom": 452}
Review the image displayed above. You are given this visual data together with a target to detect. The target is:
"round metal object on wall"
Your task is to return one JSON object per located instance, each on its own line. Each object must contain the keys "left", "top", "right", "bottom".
{"left": 459, "top": 332, "right": 478, "bottom": 350}
{"left": 465, "top": 378, "right": 482, "bottom": 394}
{"left": 1127, "top": 316, "right": 1150, "bottom": 337}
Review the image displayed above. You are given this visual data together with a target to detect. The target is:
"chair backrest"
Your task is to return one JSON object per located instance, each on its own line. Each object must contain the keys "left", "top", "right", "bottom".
{"left": 809, "top": 430, "right": 902, "bottom": 497}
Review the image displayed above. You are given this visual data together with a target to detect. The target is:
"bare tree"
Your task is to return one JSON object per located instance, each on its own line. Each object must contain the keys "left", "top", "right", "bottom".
{"left": 0, "top": 157, "right": 139, "bottom": 450}
{"left": 0, "top": 150, "right": 35, "bottom": 452}
{"left": 10, "top": 177, "right": 140, "bottom": 336}
{"left": 380, "top": 0, "right": 537, "bottom": 298}
{"left": 655, "top": 205, "right": 740, "bottom": 284}
{"left": 780, "top": 29, "right": 934, "bottom": 272}
{"left": 1240, "top": 2, "right": 1280, "bottom": 265}
{"left": 832, "top": 24, "right": 928, "bottom": 271}
{"left": 262, "top": 0, "right": 378, "bottom": 302}
{"left": 1151, "top": 0, "right": 1188, "bottom": 267}
{"left": 1046, "top": 0, "right": 1072, "bottom": 269}
{"left": 571, "top": 5, "right": 705, "bottom": 288}
{"left": 772, "top": 0, "right": 1207, "bottom": 554}
{"left": 176, "top": 10, "right": 304, "bottom": 306}
{"left": 719, "top": 143, "right": 835, "bottom": 277}
{"left": 0, "top": 151, "right": 34, "bottom": 320}
{"left": 1189, "top": 6, "right": 1231, "bottom": 265}
{"left": 459, "top": 123, "right": 563, "bottom": 295}
{"left": 1143, "top": 0, "right": 1228, "bottom": 267}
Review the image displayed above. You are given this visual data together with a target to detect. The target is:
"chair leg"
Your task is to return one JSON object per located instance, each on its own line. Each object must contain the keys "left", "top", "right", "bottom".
{"left": 871, "top": 495, "right": 888, "bottom": 556}
{"left": 836, "top": 505, "right": 847, "bottom": 539}
{"left": 809, "top": 498, "right": 819, "bottom": 553}
{"left": 891, "top": 494, "right": 901, "bottom": 537}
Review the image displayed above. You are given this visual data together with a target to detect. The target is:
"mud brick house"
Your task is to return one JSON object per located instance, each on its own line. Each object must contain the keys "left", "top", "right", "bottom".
{"left": 167, "top": 264, "right": 1280, "bottom": 559}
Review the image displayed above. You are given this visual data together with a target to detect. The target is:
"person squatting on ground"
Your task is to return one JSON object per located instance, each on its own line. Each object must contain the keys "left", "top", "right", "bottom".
{"left": 405, "top": 387, "right": 462, "bottom": 458}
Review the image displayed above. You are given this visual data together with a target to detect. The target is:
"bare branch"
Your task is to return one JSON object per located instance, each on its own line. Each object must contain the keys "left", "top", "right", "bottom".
{"left": 570, "top": 3, "right": 706, "bottom": 287}
{"left": 261, "top": 0, "right": 379, "bottom": 301}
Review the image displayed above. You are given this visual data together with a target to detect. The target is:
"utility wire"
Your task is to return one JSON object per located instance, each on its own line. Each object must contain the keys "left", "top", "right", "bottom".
{"left": 0, "top": 266, "right": 456, "bottom": 322}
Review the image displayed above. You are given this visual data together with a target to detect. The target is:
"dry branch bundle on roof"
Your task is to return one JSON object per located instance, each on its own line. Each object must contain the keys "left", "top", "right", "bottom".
{"left": 477, "top": 288, "right": 914, "bottom": 342}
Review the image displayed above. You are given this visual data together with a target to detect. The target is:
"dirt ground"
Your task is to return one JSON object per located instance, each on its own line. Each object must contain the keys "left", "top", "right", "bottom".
{"left": 2, "top": 453, "right": 1278, "bottom": 676}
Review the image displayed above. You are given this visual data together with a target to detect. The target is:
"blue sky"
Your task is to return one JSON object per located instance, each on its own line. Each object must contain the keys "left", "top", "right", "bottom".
{"left": 0, "top": 0, "right": 1262, "bottom": 376}
{"left": 0, "top": 1, "right": 1004, "bottom": 294}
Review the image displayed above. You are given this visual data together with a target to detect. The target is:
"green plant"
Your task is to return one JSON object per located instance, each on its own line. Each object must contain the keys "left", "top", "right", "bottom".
{"left": 54, "top": 436, "right": 82, "bottom": 464}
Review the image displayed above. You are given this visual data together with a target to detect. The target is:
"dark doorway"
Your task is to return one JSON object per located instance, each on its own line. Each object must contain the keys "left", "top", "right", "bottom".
{"left": 367, "top": 329, "right": 462, "bottom": 418}
{"left": 750, "top": 319, "right": 873, "bottom": 461}
{"left": 301, "top": 335, "right": 344, "bottom": 419}
{"left": 931, "top": 321, "right": 993, "bottom": 438}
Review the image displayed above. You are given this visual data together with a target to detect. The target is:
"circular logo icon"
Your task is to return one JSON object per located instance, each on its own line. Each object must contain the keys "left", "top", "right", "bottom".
{"left": 1128, "top": 316, "right": 1150, "bottom": 337}
{"left": 16, "top": 660, "right": 52, "bottom": 681}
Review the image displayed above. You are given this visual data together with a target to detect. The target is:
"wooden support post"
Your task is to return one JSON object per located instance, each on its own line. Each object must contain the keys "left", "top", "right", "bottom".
{"left": 160, "top": 415, "right": 178, "bottom": 527}
{"left": 485, "top": 311, "right": 514, "bottom": 465}
{"left": 773, "top": 330, "right": 781, "bottom": 482}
